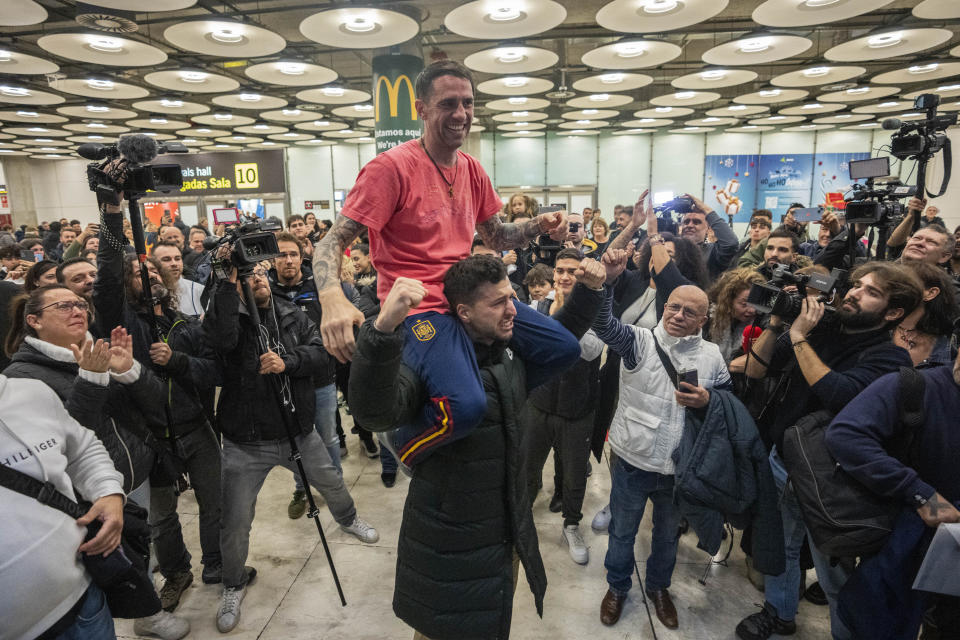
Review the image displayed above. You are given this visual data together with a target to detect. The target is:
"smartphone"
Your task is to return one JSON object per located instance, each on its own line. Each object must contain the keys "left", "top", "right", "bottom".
{"left": 792, "top": 206, "right": 823, "bottom": 223}
{"left": 677, "top": 369, "right": 698, "bottom": 388}
{"left": 569, "top": 222, "right": 581, "bottom": 233}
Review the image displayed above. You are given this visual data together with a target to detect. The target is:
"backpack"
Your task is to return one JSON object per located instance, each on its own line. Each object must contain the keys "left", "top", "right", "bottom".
{"left": 781, "top": 367, "right": 925, "bottom": 558}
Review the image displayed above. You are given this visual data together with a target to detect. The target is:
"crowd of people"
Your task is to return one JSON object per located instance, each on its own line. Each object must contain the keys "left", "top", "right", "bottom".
{"left": 1, "top": 59, "right": 958, "bottom": 640}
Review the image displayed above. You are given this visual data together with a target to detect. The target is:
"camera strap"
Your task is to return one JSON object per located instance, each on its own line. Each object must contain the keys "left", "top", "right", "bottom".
{"left": 651, "top": 335, "right": 680, "bottom": 391}
{"left": 0, "top": 462, "right": 87, "bottom": 520}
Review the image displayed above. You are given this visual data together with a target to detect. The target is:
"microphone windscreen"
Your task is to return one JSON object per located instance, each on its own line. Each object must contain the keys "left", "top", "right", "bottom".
{"left": 77, "top": 143, "right": 108, "bottom": 160}
{"left": 881, "top": 118, "right": 902, "bottom": 131}
{"left": 201, "top": 235, "right": 220, "bottom": 251}
{"left": 742, "top": 325, "right": 763, "bottom": 354}
{"left": 117, "top": 134, "right": 159, "bottom": 164}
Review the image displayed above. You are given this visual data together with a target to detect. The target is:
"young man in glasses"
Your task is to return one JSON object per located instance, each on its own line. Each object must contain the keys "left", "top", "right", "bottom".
{"left": 591, "top": 253, "right": 731, "bottom": 631}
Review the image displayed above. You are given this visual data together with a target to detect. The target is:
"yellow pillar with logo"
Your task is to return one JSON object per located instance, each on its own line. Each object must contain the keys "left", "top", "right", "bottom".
{"left": 372, "top": 54, "right": 423, "bottom": 154}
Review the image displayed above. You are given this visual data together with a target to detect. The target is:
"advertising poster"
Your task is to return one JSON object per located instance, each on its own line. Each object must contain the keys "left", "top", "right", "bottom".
{"left": 757, "top": 154, "right": 815, "bottom": 218}
{"left": 703, "top": 154, "right": 758, "bottom": 223}
{"left": 372, "top": 54, "right": 423, "bottom": 154}
{"left": 810, "top": 152, "right": 872, "bottom": 208}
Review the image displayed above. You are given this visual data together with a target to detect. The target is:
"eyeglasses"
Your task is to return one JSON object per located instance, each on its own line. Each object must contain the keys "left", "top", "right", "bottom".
{"left": 664, "top": 302, "right": 703, "bottom": 320}
{"left": 37, "top": 299, "right": 88, "bottom": 314}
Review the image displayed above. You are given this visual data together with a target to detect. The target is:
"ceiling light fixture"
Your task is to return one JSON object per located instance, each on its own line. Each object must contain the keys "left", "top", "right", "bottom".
{"left": 489, "top": 5, "right": 521, "bottom": 21}
{"left": 213, "top": 112, "right": 233, "bottom": 120}
{"left": 683, "top": 127, "right": 699, "bottom": 131}
{"left": 908, "top": 63, "right": 938, "bottom": 74}
{"left": 576, "top": 119, "right": 591, "bottom": 125}
{"left": 86, "top": 104, "right": 109, "bottom": 112}
{"left": 846, "top": 87, "right": 870, "bottom": 94}
{"left": 262, "top": 141, "right": 276, "bottom": 145}
{"left": 858, "top": 122, "right": 877, "bottom": 127}
{"left": 638, "top": 118, "right": 656, "bottom": 123}
{"left": 590, "top": 93, "right": 610, "bottom": 102}
{"left": 281, "top": 109, "right": 301, "bottom": 116}
{"left": 836, "top": 114, "right": 852, "bottom": 119}
{"left": 802, "top": 67, "right": 830, "bottom": 77}
{"left": 739, "top": 37, "right": 773, "bottom": 54}
{"left": 86, "top": 79, "right": 114, "bottom": 91}
{"left": 88, "top": 135, "right": 104, "bottom": 140}
{"left": 654, "top": 106, "right": 673, "bottom": 113}
{"left": 801, "top": 103, "right": 823, "bottom": 109}
{"left": 16, "top": 110, "right": 38, "bottom": 117}
{"left": 768, "top": 116, "right": 786, "bottom": 120}
{"left": 0, "top": 51, "right": 12, "bottom": 63}
{"left": 239, "top": 93, "right": 261, "bottom": 102}
{"left": 515, "top": 122, "right": 530, "bottom": 127}
{"left": 87, "top": 122, "right": 107, "bottom": 128}
{"left": 321, "top": 86, "right": 345, "bottom": 97}
{"left": 149, "top": 117, "right": 168, "bottom": 124}
{"left": 27, "top": 127, "right": 47, "bottom": 132}
{"left": 502, "top": 77, "right": 528, "bottom": 88}
{"left": 583, "top": 109, "right": 599, "bottom": 115}
{"left": 508, "top": 96, "right": 529, "bottom": 105}
{"left": 211, "top": 27, "right": 243, "bottom": 43}
{"left": 570, "top": 129, "right": 587, "bottom": 133}
{"left": 497, "top": 48, "right": 525, "bottom": 64}
{"left": 641, "top": 0, "right": 678, "bottom": 13}
{"left": 0, "top": 86, "right": 29, "bottom": 97}
{"left": 88, "top": 36, "right": 122, "bottom": 53}
{"left": 879, "top": 101, "right": 900, "bottom": 107}
{"left": 160, "top": 99, "right": 183, "bottom": 108}
{"left": 674, "top": 91, "right": 696, "bottom": 99}
{"left": 701, "top": 117, "right": 720, "bottom": 122}
{"left": 283, "top": 132, "right": 299, "bottom": 137}
{"left": 355, "top": 104, "right": 374, "bottom": 112}
{"left": 253, "top": 123, "right": 269, "bottom": 129}
{"left": 196, "top": 128, "right": 212, "bottom": 132}
{"left": 180, "top": 71, "right": 207, "bottom": 83}
{"left": 799, "top": 124, "right": 816, "bottom": 128}
{"left": 616, "top": 42, "right": 645, "bottom": 58}
{"left": 759, "top": 89, "right": 782, "bottom": 97}
{"left": 279, "top": 62, "right": 306, "bottom": 75}
{"left": 511, "top": 111, "right": 530, "bottom": 117}
{"left": 803, "top": 0, "right": 840, "bottom": 6}
{"left": 700, "top": 70, "right": 727, "bottom": 80}
{"left": 937, "top": 84, "right": 960, "bottom": 92}
{"left": 867, "top": 33, "right": 902, "bottom": 48}
{"left": 729, "top": 105, "right": 747, "bottom": 111}
{"left": 313, "top": 120, "right": 330, "bottom": 126}
{"left": 343, "top": 15, "right": 377, "bottom": 33}
{"left": 600, "top": 73, "right": 624, "bottom": 84}
{"left": 742, "top": 125, "right": 758, "bottom": 129}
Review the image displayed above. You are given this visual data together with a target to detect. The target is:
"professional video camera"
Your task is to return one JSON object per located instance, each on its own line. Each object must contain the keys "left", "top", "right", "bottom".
{"left": 79, "top": 134, "right": 187, "bottom": 206}
{"left": 843, "top": 156, "right": 916, "bottom": 226}
{"left": 654, "top": 195, "right": 694, "bottom": 218}
{"left": 747, "top": 263, "right": 844, "bottom": 321}
{"left": 882, "top": 93, "right": 955, "bottom": 200}
{"left": 205, "top": 216, "right": 282, "bottom": 278}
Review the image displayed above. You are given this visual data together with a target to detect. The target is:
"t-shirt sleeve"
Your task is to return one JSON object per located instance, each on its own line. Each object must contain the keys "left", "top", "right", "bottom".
{"left": 339, "top": 156, "right": 402, "bottom": 232}
{"left": 474, "top": 162, "right": 502, "bottom": 225}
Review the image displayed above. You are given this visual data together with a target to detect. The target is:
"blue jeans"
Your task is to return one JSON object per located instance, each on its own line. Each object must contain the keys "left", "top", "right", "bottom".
{"left": 380, "top": 439, "right": 398, "bottom": 475}
{"left": 604, "top": 457, "right": 680, "bottom": 595}
{"left": 296, "top": 384, "right": 341, "bottom": 491}
{"left": 766, "top": 450, "right": 852, "bottom": 639}
{"left": 57, "top": 584, "right": 115, "bottom": 640}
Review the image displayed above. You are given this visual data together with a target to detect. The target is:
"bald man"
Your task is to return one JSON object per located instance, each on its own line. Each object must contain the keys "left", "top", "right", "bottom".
{"left": 591, "top": 271, "right": 730, "bottom": 631}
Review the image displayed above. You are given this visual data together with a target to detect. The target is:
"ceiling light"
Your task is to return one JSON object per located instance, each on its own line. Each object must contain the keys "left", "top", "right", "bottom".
{"left": 150, "top": 117, "right": 168, "bottom": 124}
{"left": 262, "top": 141, "right": 276, "bottom": 145}
{"left": 674, "top": 91, "right": 695, "bottom": 99}
{"left": 86, "top": 122, "right": 107, "bottom": 128}
{"left": 232, "top": 136, "right": 244, "bottom": 140}
{"left": 182, "top": 138, "right": 197, "bottom": 143}
{"left": 801, "top": 103, "right": 823, "bottom": 109}
{"left": 908, "top": 63, "right": 938, "bottom": 74}
{"left": 590, "top": 94, "right": 610, "bottom": 102}
{"left": 616, "top": 42, "right": 645, "bottom": 58}
{"left": 283, "top": 132, "right": 298, "bottom": 137}
{"left": 0, "top": 150, "right": 12, "bottom": 154}
{"left": 38, "top": 147, "right": 57, "bottom": 152}
{"left": 583, "top": 109, "right": 599, "bottom": 115}
{"left": 307, "top": 139, "right": 324, "bottom": 143}
{"left": 253, "top": 123, "right": 269, "bottom": 129}
{"left": 700, "top": 70, "right": 727, "bottom": 80}
{"left": 739, "top": 37, "right": 773, "bottom": 54}
{"left": 759, "top": 89, "right": 781, "bottom": 97}
{"left": 211, "top": 27, "right": 243, "bottom": 43}
{"left": 196, "top": 128, "right": 212, "bottom": 132}
{"left": 502, "top": 77, "right": 528, "bottom": 88}
{"left": 836, "top": 114, "right": 852, "bottom": 119}
{"left": 88, "top": 36, "right": 122, "bottom": 53}
{"left": 879, "top": 101, "right": 900, "bottom": 107}
{"left": 88, "top": 135, "right": 104, "bottom": 140}
{"left": 160, "top": 98, "right": 183, "bottom": 108}
{"left": 576, "top": 119, "right": 591, "bottom": 125}
{"left": 858, "top": 122, "right": 877, "bottom": 127}
{"left": 281, "top": 109, "right": 301, "bottom": 116}
{"left": 355, "top": 104, "right": 374, "bottom": 112}
{"left": 571, "top": 129, "right": 587, "bottom": 133}
{"left": 654, "top": 106, "right": 673, "bottom": 113}
{"left": 313, "top": 120, "right": 330, "bottom": 126}
{"left": 213, "top": 113, "right": 233, "bottom": 120}
{"left": 180, "top": 71, "right": 207, "bottom": 83}
{"left": 279, "top": 62, "right": 306, "bottom": 76}
{"left": 729, "top": 105, "right": 747, "bottom": 111}
{"left": 937, "top": 84, "right": 960, "bottom": 92}
{"left": 86, "top": 104, "right": 109, "bottom": 112}
{"left": 27, "top": 127, "right": 47, "bottom": 132}
{"left": 508, "top": 96, "right": 529, "bottom": 105}
{"left": 803, "top": 0, "right": 840, "bottom": 6}
{"left": 799, "top": 124, "right": 816, "bottom": 128}
{"left": 638, "top": 118, "right": 656, "bottom": 123}
{"left": 321, "top": 86, "right": 345, "bottom": 97}
{"left": 683, "top": 127, "right": 699, "bottom": 131}
{"left": 497, "top": 48, "right": 525, "bottom": 64}
{"left": 702, "top": 117, "right": 720, "bottom": 122}
{"left": 846, "top": 87, "right": 870, "bottom": 94}
{"left": 215, "top": 144, "right": 229, "bottom": 148}
{"left": 641, "top": 0, "right": 678, "bottom": 13}
{"left": 511, "top": 111, "right": 530, "bottom": 117}
{"left": 16, "top": 110, "right": 38, "bottom": 117}
{"left": 342, "top": 129, "right": 353, "bottom": 134}
{"left": 600, "top": 73, "right": 624, "bottom": 84}
{"left": 803, "top": 67, "right": 830, "bottom": 77}
{"left": 343, "top": 14, "right": 377, "bottom": 33}
{"left": 488, "top": 5, "right": 521, "bottom": 21}
{"left": 867, "top": 33, "right": 901, "bottom": 48}
{"left": 239, "top": 93, "right": 261, "bottom": 102}
{"left": 143, "top": 132, "right": 157, "bottom": 137}
{"left": 34, "top": 138, "right": 52, "bottom": 142}
{"left": 742, "top": 125, "right": 758, "bottom": 129}
{"left": 515, "top": 122, "right": 530, "bottom": 127}
{"left": 0, "top": 86, "right": 29, "bottom": 97}
{"left": 768, "top": 116, "right": 786, "bottom": 120}
{"left": 0, "top": 51, "right": 12, "bottom": 63}
{"left": 86, "top": 79, "right": 114, "bottom": 91}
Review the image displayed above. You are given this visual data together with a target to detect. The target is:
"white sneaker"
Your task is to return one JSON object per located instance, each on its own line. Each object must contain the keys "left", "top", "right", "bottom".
{"left": 591, "top": 504, "right": 611, "bottom": 533}
{"left": 562, "top": 524, "right": 589, "bottom": 565}
{"left": 341, "top": 516, "right": 379, "bottom": 543}
{"left": 133, "top": 610, "right": 190, "bottom": 640}
{"left": 216, "top": 584, "right": 247, "bottom": 633}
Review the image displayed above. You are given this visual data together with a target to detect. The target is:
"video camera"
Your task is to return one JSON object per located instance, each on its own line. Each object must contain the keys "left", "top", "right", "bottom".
{"left": 882, "top": 93, "right": 955, "bottom": 201}
{"left": 79, "top": 134, "right": 187, "bottom": 206}
{"left": 747, "top": 263, "right": 844, "bottom": 321}
{"left": 205, "top": 216, "right": 282, "bottom": 279}
{"left": 653, "top": 195, "right": 694, "bottom": 218}
{"left": 844, "top": 156, "right": 916, "bottom": 226}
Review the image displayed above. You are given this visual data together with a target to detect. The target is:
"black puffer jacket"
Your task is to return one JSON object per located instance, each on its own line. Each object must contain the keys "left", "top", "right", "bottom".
{"left": 3, "top": 340, "right": 162, "bottom": 493}
{"left": 350, "top": 284, "right": 602, "bottom": 640}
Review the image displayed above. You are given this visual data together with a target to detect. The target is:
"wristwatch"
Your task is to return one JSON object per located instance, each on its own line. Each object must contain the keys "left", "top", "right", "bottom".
{"left": 648, "top": 233, "right": 665, "bottom": 245}
{"left": 911, "top": 491, "right": 932, "bottom": 509}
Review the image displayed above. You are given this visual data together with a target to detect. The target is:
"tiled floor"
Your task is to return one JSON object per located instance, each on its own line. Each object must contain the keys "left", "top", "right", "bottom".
{"left": 116, "top": 422, "right": 831, "bottom": 640}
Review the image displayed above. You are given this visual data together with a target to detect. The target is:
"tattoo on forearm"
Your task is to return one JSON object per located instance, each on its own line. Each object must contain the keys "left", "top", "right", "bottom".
{"left": 312, "top": 214, "right": 365, "bottom": 291}
{"left": 927, "top": 495, "right": 945, "bottom": 517}
{"left": 476, "top": 216, "right": 540, "bottom": 251}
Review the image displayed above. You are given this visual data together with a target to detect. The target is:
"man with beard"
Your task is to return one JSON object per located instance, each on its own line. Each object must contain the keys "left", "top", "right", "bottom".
{"left": 737, "top": 261, "right": 922, "bottom": 640}
{"left": 56, "top": 257, "right": 97, "bottom": 300}
{"left": 153, "top": 241, "right": 205, "bottom": 318}
{"left": 676, "top": 194, "right": 738, "bottom": 282}
{"left": 96, "top": 199, "right": 224, "bottom": 613}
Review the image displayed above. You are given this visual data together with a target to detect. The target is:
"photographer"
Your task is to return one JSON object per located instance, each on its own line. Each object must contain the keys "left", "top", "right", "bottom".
{"left": 97, "top": 201, "right": 224, "bottom": 612}
{"left": 203, "top": 259, "right": 379, "bottom": 633}
{"left": 677, "top": 193, "right": 738, "bottom": 282}
{"left": 737, "top": 262, "right": 922, "bottom": 640}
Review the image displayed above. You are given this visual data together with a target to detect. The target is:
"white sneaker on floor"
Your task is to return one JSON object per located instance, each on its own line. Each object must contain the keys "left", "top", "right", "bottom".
{"left": 341, "top": 516, "right": 380, "bottom": 543}
{"left": 216, "top": 584, "right": 247, "bottom": 633}
{"left": 591, "top": 504, "right": 611, "bottom": 533}
{"left": 562, "top": 524, "right": 589, "bottom": 565}
{"left": 134, "top": 610, "right": 190, "bottom": 640}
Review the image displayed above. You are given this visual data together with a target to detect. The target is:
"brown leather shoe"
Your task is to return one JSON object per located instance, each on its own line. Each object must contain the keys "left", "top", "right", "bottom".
{"left": 600, "top": 589, "right": 626, "bottom": 626}
{"left": 647, "top": 589, "right": 678, "bottom": 629}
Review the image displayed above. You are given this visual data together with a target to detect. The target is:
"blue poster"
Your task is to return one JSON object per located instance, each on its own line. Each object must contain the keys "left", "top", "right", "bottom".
{"left": 810, "top": 152, "right": 872, "bottom": 207}
{"left": 757, "top": 154, "right": 815, "bottom": 218}
{"left": 703, "top": 154, "right": 758, "bottom": 223}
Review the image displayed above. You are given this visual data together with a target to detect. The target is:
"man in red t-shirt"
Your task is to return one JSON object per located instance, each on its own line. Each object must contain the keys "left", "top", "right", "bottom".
{"left": 312, "top": 60, "right": 578, "bottom": 467}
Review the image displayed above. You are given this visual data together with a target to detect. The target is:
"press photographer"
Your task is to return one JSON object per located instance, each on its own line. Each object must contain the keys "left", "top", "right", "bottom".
{"left": 736, "top": 261, "right": 922, "bottom": 640}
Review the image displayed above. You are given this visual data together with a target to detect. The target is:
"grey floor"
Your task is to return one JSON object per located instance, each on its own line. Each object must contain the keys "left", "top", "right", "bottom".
{"left": 117, "top": 418, "right": 831, "bottom": 640}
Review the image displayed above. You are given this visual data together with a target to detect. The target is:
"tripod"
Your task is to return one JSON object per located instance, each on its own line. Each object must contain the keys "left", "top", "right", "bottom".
{"left": 238, "top": 275, "right": 347, "bottom": 606}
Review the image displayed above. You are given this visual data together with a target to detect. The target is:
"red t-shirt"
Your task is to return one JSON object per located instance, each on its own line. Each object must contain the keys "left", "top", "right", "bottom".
{"left": 341, "top": 139, "right": 502, "bottom": 314}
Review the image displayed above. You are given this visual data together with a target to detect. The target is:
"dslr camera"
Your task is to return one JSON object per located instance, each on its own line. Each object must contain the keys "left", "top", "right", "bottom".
{"left": 79, "top": 134, "right": 187, "bottom": 206}
{"left": 747, "top": 263, "right": 844, "bottom": 321}
{"left": 207, "top": 217, "right": 282, "bottom": 278}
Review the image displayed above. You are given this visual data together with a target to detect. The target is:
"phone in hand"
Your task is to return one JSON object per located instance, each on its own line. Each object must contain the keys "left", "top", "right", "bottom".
{"left": 677, "top": 369, "right": 698, "bottom": 388}
{"left": 792, "top": 206, "right": 823, "bottom": 223}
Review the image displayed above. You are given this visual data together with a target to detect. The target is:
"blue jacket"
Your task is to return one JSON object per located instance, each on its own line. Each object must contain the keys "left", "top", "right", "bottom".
{"left": 672, "top": 389, "right": 785, "bottom": 576}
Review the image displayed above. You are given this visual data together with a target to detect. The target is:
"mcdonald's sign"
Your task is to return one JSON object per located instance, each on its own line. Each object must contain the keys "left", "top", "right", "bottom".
{"left": 375, "top": 75, "right": 417, "bottom": 122}
{"left": 372, "top": 54, "right": 423, "bottom": 154}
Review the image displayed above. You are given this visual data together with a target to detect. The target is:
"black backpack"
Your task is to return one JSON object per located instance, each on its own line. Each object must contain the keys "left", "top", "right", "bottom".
{"left": 781, "top": 367, "right": 925, "bottom": 558}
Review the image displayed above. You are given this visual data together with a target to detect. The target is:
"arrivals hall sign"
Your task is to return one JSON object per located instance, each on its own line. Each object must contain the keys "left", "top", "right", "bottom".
{"left": 154, "top": 149, "right": 285, "bottom": 195}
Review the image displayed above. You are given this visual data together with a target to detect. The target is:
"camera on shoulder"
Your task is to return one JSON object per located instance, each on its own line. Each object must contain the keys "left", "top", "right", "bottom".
{"left": 747, "top": 264, "right": 845, "bottom": 321}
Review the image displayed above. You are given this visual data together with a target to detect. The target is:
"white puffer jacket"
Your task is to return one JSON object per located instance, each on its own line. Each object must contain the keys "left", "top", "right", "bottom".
{"left": 609, "top": 321, "right": 730, "bottom": 475}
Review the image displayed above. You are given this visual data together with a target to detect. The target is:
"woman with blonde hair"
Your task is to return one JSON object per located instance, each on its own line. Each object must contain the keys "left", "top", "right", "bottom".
{"left": 708, "top": 268, "right": 765, "bottom": 365}
{"left": 591, "top": 217, "right": 610, "bottom": 255}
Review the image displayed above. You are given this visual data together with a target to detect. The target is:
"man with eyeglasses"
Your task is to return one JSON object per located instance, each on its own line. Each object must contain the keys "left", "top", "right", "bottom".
{"left": 677, "top": 194, "right": 738, "bottom": 282}
{"left": 593, "top": 272, "right": 731, "bottom": 631}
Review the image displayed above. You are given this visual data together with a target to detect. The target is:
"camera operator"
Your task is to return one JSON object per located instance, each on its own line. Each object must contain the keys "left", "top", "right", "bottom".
{"left": 97, "top": 200, "right": 224, "bottom": 612}
{"left": 756, "top": 229, "right": 802, "bottom": 279}
{"left": 677, "top": 193, "right": 738, "bottom": 283}
{"left": 737, "top": 262, "right": 922, "bottom": 640}
{"left": 203, "top": 257, "right": 379, "bottom": 633}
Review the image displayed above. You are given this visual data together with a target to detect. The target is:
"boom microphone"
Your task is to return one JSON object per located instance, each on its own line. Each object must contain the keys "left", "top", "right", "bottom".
{"left": 77, "top": 143, "right": 111, "bottom": 160}
{"left": 117, "top": 133, "right": 159, "bottom": 164}
{"left": 881, "top": 118, "right": 902, "bottom": 131}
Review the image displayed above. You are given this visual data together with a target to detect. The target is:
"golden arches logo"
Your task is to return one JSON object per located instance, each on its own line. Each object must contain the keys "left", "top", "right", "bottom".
{"left": 375, "top": 74, "right": 418, "bottom": 122}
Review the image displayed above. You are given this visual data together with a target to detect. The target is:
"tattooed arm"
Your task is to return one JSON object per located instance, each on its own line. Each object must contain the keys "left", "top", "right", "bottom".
{"left": 917, "top": 492, "right": 960, "bottom": 527}
{"left": 475, "top": 209, "right": 567, "bottom": 251}
{"left": 312, "top": 214, "right": 367, "bottom": 363}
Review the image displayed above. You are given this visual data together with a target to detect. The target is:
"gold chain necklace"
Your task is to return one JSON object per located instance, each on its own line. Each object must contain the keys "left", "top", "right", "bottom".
{"left": 420, "top": 138, "right": 457, "bottom": 198}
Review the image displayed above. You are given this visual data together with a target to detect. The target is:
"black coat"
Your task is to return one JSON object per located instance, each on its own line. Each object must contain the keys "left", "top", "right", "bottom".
{"left": 203, "top": 279, "right": 330, "bottom": 442}
{"left": 3, "top": 342, "right": 161, "bottom": 493}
